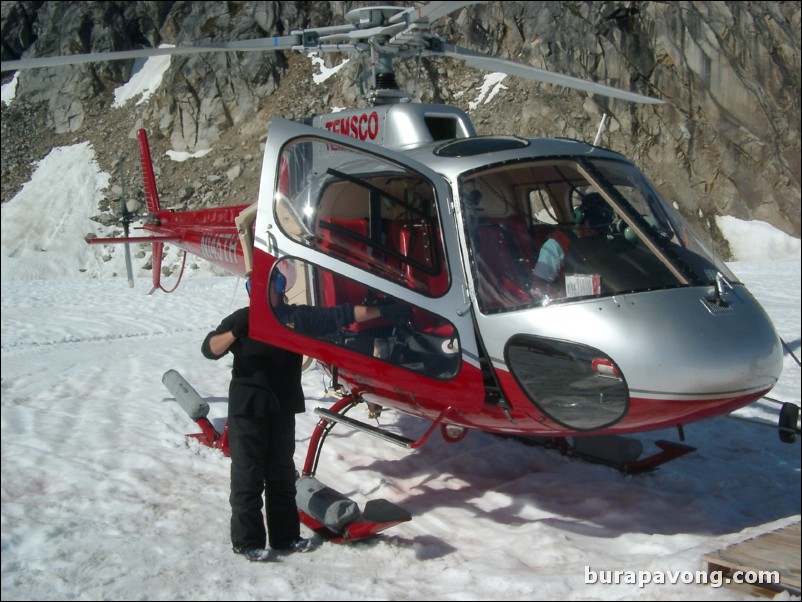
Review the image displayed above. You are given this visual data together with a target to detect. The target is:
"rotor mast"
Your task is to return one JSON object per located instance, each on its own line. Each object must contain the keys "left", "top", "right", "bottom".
{"left": 344, "top": 5, "right": 419, "bottom": 105}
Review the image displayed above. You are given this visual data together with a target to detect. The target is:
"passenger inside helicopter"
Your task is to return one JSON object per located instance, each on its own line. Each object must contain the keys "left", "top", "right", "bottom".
{"left": 529, "top": 193, "right": 614, "bottom": 302}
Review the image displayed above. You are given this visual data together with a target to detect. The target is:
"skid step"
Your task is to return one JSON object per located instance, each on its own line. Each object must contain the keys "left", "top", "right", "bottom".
{"left": 315, "top": 407, "right": 415, "bottom": 448}
{"left": 297, "top": 476, "right": 411, "bottom": 543}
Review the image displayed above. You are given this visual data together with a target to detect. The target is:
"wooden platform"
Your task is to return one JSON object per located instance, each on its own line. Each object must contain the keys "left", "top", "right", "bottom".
{"left": 703, "top": 520, "right": 801, "bottom": 597}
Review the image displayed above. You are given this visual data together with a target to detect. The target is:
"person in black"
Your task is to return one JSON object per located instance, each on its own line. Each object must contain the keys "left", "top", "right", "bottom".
{"left": 202, "top": 271, "right": 411, "bottom": 562}
{"left": 202, "top": 306, "right": 310, "bottom": 561}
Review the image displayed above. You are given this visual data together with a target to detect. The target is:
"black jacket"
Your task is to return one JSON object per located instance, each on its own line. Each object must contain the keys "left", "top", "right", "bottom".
{"left": 202, "top": 307, "right": 305, "bottom": 416}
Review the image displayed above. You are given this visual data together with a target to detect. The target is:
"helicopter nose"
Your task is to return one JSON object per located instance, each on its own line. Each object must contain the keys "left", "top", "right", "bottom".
{"left": 502, "top": 284, "right": 782, "bottom": 434}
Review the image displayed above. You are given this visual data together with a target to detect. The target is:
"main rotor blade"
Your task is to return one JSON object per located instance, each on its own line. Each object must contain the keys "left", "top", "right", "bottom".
{"left": 437, "top": 44, "right": 663, "bottom": 105}
{"left": 0, "top": 36, "right": 301, "bottom": 71}
{"left": 389, "top": 1, "right": 487, "bottom": 24}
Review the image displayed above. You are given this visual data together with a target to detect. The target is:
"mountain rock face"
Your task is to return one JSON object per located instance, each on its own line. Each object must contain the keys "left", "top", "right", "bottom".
{"left": 2, "top": 1, "right": 799, "bottom": 259}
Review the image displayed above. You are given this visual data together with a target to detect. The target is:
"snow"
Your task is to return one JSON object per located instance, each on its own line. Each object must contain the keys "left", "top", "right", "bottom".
{"left": 2, "top": 56, "right": 800, "bottom": 602}
{"left": 0, "top": 142, "right": 110, "bottom": 281}
{"left": 1, "top": 71, "right": 19, "bottom": 105}
{"left": 111, "top": 45, "right": 174, "bottom": 108}
{"left": 165, "top": 148, "right": 212, "bottom": 162}
{"left": 309, "top": 52, "right": 350, "bottom": 85}
{"left": 0, "top": 143, "right": 219, "bottom": 282}
{"left": 468, "top": 72, "right": 509, "bottom": 111}
{"left": 717, "top": 216, "right": 801, "bottom": 262}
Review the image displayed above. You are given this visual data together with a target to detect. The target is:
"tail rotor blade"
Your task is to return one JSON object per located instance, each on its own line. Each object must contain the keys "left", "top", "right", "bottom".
{"left": 123, "top": 241, "right": 134, "bottom": 289}
{"left": 118, "top": 155, "right": 135, "bottom": 288}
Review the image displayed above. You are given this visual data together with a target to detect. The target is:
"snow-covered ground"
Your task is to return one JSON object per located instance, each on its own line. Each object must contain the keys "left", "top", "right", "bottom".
{"left": 1, "top": 259, "right": 799, "bottom": 601}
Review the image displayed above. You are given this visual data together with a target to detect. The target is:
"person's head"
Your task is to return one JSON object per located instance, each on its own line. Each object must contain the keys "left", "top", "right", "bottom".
{"left": 574, "top": 193, "right": 615, "bottom": 236}
{"left": 268, "top": 269, "right": 287, "bottom": 307}
{"left": 464, "top": 188, "right": 482, "bottom": 208}
{"left": 269, "top": 259, "right": 297, "bottom": 307}
{"left": 461, "top": 186, "right": 484, "bottom": 238}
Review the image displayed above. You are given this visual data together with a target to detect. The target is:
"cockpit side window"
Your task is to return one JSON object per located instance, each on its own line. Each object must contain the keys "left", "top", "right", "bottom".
{"left": 275, "top": 137, "right": 450, "bottom": 297}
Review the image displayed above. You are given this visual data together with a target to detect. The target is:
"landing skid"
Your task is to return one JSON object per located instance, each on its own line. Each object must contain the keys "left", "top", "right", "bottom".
{"left": 515, "top": 435, "right": 696, "bottom": 474}
{"left": 165, "top": 371, "right": 414, "bottom": 542}
{"left": 163, "top": 369, "right": 230, "bottom": 455}
{"left": 186, "top": 417, "right": 229, "bottom": 455}
{"left": 299, "top": 499, "right": 412, "bottom": 543}
{"left": 298, "top": 394, "right": 422, "bottom": 542}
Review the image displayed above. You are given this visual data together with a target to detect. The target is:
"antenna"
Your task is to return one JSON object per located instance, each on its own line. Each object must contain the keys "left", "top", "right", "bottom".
{"left": 593, "top": 113, "right": 608, "bottom": 146}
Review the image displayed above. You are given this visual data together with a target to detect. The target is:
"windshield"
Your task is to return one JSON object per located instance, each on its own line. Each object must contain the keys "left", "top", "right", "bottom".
{"left": 459, "top": 158, "right": 737, "bottom": 313}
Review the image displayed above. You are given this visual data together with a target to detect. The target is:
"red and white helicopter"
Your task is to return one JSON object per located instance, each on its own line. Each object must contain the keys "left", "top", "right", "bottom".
{"left": 4, "top": 2, "right": 798, "bottom": 542}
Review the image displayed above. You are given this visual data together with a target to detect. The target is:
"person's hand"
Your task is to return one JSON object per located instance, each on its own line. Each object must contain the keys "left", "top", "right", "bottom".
{"left": 379, "top": 302, "right": 412, "bottom": 325}
{"left": 231, "top": 308, "right": 250, "bottom": 339}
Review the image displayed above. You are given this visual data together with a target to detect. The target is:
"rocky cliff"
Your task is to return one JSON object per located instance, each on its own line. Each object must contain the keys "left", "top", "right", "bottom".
{"left": 2, "top": 1, "right": 800, "bottom": 259}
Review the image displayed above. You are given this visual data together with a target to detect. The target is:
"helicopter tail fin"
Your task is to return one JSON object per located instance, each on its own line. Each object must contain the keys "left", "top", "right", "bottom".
{"left": 137, "top": 129, "right": 161, "bottom": 214}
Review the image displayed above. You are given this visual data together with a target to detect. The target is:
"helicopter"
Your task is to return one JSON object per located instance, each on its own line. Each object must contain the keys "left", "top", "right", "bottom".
{"left": 3, "top": 2, "right": 798, "bottom": 543}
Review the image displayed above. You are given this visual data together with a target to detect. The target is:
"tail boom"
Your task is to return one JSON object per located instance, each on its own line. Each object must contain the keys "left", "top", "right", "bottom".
{"left": 86, "top": 128, "right": 253, "bottom": 289}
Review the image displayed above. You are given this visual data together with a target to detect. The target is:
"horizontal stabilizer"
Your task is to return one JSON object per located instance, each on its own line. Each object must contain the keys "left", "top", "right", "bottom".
{"left": 162, "top": 369, "right": 209, "bottom": 420}
{"left": 85, "top": 234, "right": 182, "bottom": 245}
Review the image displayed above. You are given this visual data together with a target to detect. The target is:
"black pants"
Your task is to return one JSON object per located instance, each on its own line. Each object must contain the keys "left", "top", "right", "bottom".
{"left": 228, "top": 412, "right": 300, "bottom": 550}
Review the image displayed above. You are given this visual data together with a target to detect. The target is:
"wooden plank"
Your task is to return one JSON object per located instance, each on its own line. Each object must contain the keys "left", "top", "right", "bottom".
{"left": 702, "top": 521, "right": 801, "bottom": 597}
